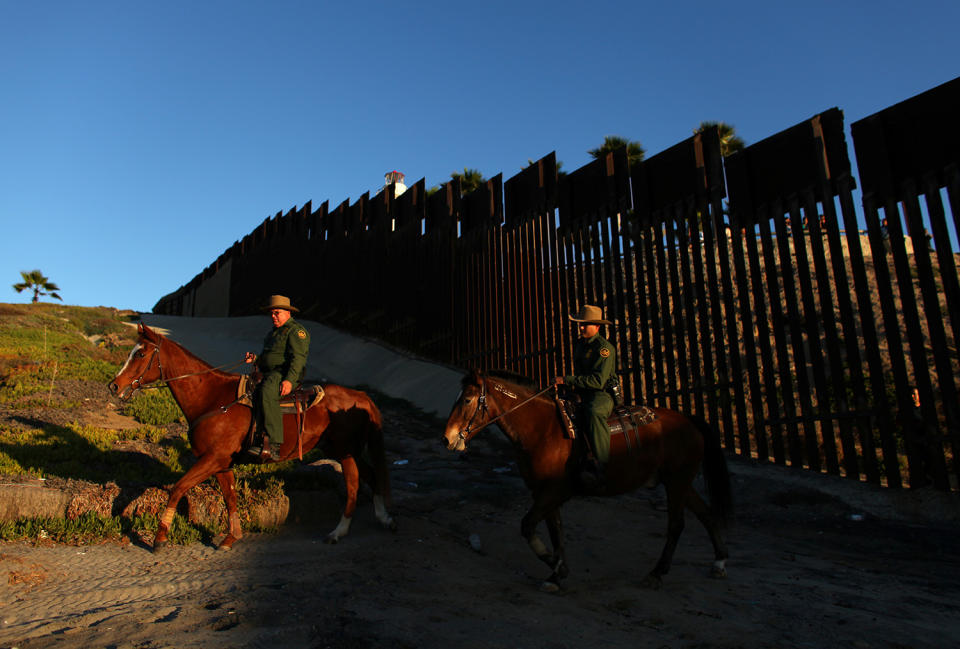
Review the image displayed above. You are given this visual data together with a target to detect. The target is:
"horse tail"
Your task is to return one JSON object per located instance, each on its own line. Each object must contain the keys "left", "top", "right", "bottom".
{"left": 689, "top": 414, "right": 733, "bottom": 525}
{"left": 363, "top": 399, "right": 392, "bottom": 509}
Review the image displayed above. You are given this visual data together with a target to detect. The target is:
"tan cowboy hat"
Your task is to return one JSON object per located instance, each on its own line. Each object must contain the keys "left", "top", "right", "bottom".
{"left": 261, "top": 295, "right": 299, "bottom": 313}
{"left": 568, "top": 304, "right": 611, "bottom": 325}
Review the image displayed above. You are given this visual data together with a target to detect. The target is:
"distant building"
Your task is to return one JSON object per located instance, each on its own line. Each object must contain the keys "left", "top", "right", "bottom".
{"left": 384, "top": 170, "right": 406, "bottom": 197}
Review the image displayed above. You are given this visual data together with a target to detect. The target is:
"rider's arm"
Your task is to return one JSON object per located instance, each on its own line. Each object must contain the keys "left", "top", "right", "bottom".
{"left": 282, "top": 326, "right": 310, "bottom": 386}
{"left": 564, "top": 342, "right": 615, "bottom": 391}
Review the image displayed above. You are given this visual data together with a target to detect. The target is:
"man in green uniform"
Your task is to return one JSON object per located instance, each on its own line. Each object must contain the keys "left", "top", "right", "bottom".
{"left": 244, "top": 295, "right": 311, "bottom": 460}
{"left": 554, "top": 304, "right": 617, "bottom": 488}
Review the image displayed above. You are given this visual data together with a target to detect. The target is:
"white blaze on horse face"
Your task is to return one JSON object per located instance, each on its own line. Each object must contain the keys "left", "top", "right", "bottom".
{"left": 115, "top": 342, "right": 143, "bottom": 378}
{"left": 443, "top": 422, "right": 466, "bottom": 451}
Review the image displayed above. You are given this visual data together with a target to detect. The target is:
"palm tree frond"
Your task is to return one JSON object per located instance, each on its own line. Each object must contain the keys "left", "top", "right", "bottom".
{"left": 11, "top": 269, "right": 63, "bottom": 303}
{"left": 588, "top": 135, "right": 645, "bottom": 168}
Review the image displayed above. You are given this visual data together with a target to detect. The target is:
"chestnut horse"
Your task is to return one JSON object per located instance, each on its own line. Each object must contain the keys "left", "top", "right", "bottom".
{"left": 109, "top": 324, "right": 395, "bottom": 551}
{"left": 442, "top": 369, "right": 732, "bottom": 591}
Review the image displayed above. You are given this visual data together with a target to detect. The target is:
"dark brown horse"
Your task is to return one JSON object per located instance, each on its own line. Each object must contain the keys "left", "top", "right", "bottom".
{"left": 109, "top": 324, "right": 395, "bottom": 551}
{"left": 442, "top": 369, "right": 732, "bottom": 591}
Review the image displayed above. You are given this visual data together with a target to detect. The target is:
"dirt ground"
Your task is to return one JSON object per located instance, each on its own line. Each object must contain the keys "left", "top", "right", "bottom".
{"left": 2, "top": 389, "right": 960, "bottom": 649}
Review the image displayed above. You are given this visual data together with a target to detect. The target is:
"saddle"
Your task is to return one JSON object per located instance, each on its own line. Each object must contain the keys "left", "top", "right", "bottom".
{"left": 237, "top": 375, "right": 326, "bottom": 460}
{"left": 607, "top": 404, "right": 658, "bottom": 453}
{"left": 555, "top": 389, "right": 657, "bottom": 453}
{"left": 236, "top": 374, "right": 326, "bottom": 412}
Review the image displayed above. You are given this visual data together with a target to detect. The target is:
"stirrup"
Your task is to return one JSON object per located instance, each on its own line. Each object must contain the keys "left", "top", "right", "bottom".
{"left": 247, "top": 440, "right": 273, "bottom": 461}
{"left": 578, "top": 458, "right": 605, "bottom": 490}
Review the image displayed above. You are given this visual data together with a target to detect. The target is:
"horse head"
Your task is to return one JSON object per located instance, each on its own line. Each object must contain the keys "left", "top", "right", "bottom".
{"left": 442, "top": 370, "right": 489, "bottom": 452}
{"left": 108, "top": 323, "right": 165, "bottom": 401}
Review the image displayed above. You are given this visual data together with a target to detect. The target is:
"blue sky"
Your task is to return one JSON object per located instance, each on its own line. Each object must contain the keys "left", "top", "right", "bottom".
{"left": 2, "top": 1, "right": 957, "bottom": 312}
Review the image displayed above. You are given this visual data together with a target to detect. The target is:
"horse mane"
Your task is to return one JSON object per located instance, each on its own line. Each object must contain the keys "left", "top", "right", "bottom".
{"left": 485, "top": 369, "right": 537, "bottom": 389}
{"left": 141, "top": 325, "right": 229, "bottom": 376}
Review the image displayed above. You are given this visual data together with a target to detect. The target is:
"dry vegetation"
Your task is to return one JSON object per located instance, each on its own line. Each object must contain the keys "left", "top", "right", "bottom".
{"left": 0, "top": 303, "right": 319, "bottom": 545}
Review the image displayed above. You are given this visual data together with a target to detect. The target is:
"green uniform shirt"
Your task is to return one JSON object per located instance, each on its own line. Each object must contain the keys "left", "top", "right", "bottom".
{"left": 564, "top": 333, "right": 617, "bottom": 393}
{"left": 257, "top": 317, "right": 310, "bottom": 386}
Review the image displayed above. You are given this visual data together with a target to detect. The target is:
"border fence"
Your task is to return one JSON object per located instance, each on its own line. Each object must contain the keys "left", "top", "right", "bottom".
{"left": 156, "top": 77, "right": 960, "bottom": 492}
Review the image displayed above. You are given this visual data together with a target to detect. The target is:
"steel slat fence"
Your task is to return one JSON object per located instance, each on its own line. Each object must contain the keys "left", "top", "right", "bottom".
{"left": 155, "top": 77, "right": 960, "bottom": 492}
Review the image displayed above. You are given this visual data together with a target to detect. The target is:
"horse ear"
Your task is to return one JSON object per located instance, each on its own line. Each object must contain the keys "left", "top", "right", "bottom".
{"left": 137, "top": 323, "right": 144, "bottom": 334}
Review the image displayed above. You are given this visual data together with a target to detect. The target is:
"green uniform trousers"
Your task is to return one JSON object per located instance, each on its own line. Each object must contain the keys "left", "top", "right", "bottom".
{"left": 256, "top": 371, "right": 286, "bottom": 445}
{"left": 581, "top": 390, "right": 614, "bottom": 464}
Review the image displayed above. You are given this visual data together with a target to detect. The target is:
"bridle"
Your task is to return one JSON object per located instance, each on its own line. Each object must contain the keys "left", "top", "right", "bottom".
{"left": 117, "top": 337, "right": 245, "bottom": 400}
{"left": 118, "top": 340, "right": 165, "bottom": 400}
{"left": 455, "top": 380, "right": 491, "bottom": 444}
{"left": 454, "top": 376, "right": 553, "bottom": 445}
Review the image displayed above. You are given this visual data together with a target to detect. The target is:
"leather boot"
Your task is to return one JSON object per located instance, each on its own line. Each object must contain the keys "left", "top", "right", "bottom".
{"left": 247, "top": 437, "right": 274, "bottom": 461}
{"left": 579, "top": 457, "right": 605, "bottom": 491}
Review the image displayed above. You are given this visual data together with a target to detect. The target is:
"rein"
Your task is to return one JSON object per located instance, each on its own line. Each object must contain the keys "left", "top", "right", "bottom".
{"left": 124, "top": 338, "right": 247, "bottom": 397}
{"left": 456, "top": 378, "right": 554, "bottom": 443}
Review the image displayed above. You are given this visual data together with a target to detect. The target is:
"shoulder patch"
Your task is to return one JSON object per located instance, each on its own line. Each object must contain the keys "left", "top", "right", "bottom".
{"left": 599, "top": 348, "right": 610, "bottom": 358}
{"left": 297, "top": 329, "right": 307, "bottom": 339}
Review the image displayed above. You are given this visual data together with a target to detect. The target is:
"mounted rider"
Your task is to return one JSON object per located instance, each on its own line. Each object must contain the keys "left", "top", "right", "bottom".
{"left": 245, "top": 295, "right": 311, "bottom": 461}
{"left": 554, "top": 304, "right": 618, "bottom": 489}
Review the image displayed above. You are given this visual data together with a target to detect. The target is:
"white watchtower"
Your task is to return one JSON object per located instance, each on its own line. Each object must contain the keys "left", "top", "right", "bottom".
{"left": 384, "top": 170, "right": 406, "bottom": 197}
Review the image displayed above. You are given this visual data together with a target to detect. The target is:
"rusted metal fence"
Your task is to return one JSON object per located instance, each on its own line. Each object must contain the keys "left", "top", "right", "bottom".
{"left": 155, "top": 76, "right": 960, "bottom": 491}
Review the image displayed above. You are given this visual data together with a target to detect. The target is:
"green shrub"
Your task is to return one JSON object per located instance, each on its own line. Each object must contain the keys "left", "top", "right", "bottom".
{"left": 0, "top": 512, "right": 125, "bottom": 544}
{"left": 0, "top": 420, "right": 192, "bottom": 484}
{"left": 129, "top": 512, "right": 206, "bottom": 545}
{"left": 121, "top": 388, "right": 184, "bottom": 425}
{"left": 0, "top": 512, "right": 207, "bottom": 545}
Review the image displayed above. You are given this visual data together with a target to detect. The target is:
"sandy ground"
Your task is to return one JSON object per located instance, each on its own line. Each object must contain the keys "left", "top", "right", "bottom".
{"left": 2, "top": 316, "right": 959, "bottom": 649}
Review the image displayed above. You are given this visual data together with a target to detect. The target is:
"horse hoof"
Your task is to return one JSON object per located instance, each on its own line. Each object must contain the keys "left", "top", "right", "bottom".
{"left": 641, "top": 574, "right": 663, "bottom": 590}
{"left": 710, "top": 566, "right": 727, "bottom": 579}
{"left": 387, "top": 519, "right": 398, "bottom": 533}
{"left": 324, "top": 535, "right": 340, "bottom": 545}
{"left": 218, "top": 535, "right": 239, "bottom": 551}
{"left": 539, "top": 581, "right": 561, "bottom": 594}
{"left": 152, "top": 540, "right": 167, "bottom": 554}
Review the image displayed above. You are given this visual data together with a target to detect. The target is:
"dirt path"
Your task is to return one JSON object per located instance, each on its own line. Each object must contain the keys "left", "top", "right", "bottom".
{"left": 3, "top": 399, "right": 960, "bottom": 649}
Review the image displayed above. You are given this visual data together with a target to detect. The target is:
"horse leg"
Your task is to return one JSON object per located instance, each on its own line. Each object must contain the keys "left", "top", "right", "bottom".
{"left": 154, "top": 454, "right": 226, "bottom": 552}
{"left": 372, "top": 492, "right": 396, "bottom": 532}
{"left": 642, "top": 477, "right": 689, "bottom": 589}
{"left": 543, "top": 508, "right": 569, "bottom": 586}
{"left": 214, "top": 470, "right": 243, "bottom": 550}
{"left": 685, "top": 488, "right": 729, "bottom": 578}
{"left": 521, "top": 494, "right": 567, "bottom": 592}
{"left": 357, "top": 453, "right": 397, "bottom": 533}
{"left": 325, "top": 455, "right": 359, "bottom": 544}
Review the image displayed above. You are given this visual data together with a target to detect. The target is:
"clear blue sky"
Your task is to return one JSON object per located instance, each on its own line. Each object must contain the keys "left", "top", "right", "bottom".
{"left": 2, "top": 1, "right": 957, "bottom": 312}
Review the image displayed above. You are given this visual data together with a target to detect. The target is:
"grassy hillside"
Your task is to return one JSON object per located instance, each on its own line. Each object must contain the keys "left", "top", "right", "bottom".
{"left": 0, "top": 303, "right": 290, "bottom": 544}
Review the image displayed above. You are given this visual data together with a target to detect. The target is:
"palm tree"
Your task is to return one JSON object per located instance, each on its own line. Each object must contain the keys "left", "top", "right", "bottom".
{"left": 588, "top": 135, "right": 645, "bottom": 168}
{"left": 13, "top": 269, "right": 62, "bottom": 303}
{"left": 450, "top": 167, "right": 486, "bottom": 195}
{"left": 695, "top": 121, "right": 745, "bottom": 157}
{"left": 524, "top": 158, "right": 566, "bottom": 177}
{"left": 427, "top": 168, "right": 487, "bottom": 197}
